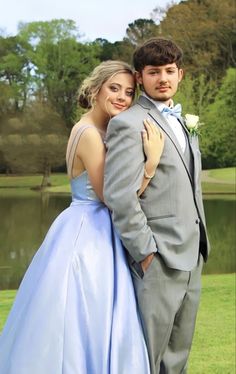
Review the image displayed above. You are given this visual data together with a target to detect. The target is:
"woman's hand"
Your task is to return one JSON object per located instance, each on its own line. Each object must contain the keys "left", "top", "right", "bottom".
{"left": 142, "top": 119, "right": 165, "bottom": 173}
{"left": 140, "top": 253, "right": 155, "bottom": 273}
{"left": 138, "top": 120, "right": 164, "bottom": 196}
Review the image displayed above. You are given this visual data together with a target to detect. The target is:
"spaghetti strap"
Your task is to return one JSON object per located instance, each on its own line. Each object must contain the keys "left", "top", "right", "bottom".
{"left": 66, "top": 124, "right": 95, "bottom": 178}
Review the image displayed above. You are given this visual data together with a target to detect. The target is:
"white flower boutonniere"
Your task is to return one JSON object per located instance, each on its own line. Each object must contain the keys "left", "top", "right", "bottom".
{"left": 185, "top": 114, "right": 201, "bottom": 136}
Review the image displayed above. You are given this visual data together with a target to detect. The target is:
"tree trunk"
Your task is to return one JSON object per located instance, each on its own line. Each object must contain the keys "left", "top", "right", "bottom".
{"left": 41, "top": 162, "right": 51, "bottom": 189}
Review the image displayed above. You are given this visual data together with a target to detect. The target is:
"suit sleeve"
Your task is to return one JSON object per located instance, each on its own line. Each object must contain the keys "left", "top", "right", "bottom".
{"left": 104, "top": 115, "right": 157, "bottom": 262}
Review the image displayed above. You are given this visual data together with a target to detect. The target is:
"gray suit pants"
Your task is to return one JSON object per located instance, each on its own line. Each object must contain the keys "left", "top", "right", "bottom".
{"left": 131, "top": 253, "right": 203, "bottom": 374}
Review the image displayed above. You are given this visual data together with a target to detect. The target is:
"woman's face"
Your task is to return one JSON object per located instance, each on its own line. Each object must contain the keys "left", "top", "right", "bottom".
{"left": 96, "top": 72, "right": 135, "bottom": 118}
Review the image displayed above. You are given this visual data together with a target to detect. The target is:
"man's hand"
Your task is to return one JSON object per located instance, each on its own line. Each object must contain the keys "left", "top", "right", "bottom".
{"left": 140, "top": 253, "right": 155, "bottom": 273}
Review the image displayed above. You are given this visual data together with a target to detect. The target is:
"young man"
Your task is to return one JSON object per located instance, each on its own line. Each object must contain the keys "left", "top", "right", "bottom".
{"left": 104, "top": 38, "right": 210, "bottom": 373}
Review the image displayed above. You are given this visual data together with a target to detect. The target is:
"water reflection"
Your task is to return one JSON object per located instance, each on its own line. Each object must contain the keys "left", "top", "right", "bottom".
{"left": 0, "top": 194, "right": 70, "bottom": 290}
{"left": 0, "top": 193, "right": 235, "bottom": 289}
{"left": 202, "top": 198, "right": 236, "bottom": 275}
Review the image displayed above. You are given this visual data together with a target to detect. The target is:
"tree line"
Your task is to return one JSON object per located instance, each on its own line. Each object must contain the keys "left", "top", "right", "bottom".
{"left": 0, "top": 0, "right": 235, "bottom": 185}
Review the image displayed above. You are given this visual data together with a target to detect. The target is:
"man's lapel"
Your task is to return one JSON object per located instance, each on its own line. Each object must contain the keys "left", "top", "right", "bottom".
{"left": 179, "top": 115, "right": 201, "bottom": 190}
{"left": 138, "top": 96, "right": 193, "bottom": 185}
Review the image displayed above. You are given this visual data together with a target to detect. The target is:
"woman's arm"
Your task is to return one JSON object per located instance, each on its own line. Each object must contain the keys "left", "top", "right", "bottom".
{"left": 70, "top": 120, "right": 164, "bottom": 203}
{"left": 138, "top": 119, "right": 164, "bottom": 272}
{"left": 138, "top": 119, "right": 164, "bottom": 196}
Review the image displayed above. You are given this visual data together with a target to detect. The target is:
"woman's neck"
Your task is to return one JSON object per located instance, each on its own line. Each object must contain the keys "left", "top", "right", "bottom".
{"left": 82, "top": 109, "right": 109, "bottom": 133}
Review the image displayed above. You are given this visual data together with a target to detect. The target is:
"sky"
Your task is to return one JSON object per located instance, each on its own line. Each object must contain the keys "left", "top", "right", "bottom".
{"left": 0, "top": 0, "right": 175, "bottom": 42}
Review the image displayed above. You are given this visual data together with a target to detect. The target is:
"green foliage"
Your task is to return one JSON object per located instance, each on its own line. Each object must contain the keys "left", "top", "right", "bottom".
{"left": 125, "top": 19, "right": 157, "bottom": 47}
{"left": 174, "top": 75, "right": 197, "bottom": 114}
{"left": 0, "top": 36, "right": 31, "bottom": 113}
{"left": 159, "top": 0, "right": 236, "bottom": 80}
{"left": 110, "top": 39, "right": 135, "bottom": 65}
{"left": 0, "top": 2, "right": 235, "bottom": 172}
{"left": 18, "top": 20, "right": 100, "bottom": 126}
{"left": 110, "top": 19, "right": 158, "bottom": 63}
{"left": 175, "top": 68, "right": 234, "bottom": 169}
{"left": 0, "top": 102, "right": 68, "bottom": 182}
{"left": 0, "top": 83, "right": 16, "bottom": 116}
{"left": 18, "top": 19, "right": 80, "bottom": 44}
{"left": 92, "top": 38, "right": 115, "bottom": 61}
{"left": 175, "top": 73, "right": 217, "bottom": 117}
{"left": 200, "top": 68, "right": 236, "bottom": 168}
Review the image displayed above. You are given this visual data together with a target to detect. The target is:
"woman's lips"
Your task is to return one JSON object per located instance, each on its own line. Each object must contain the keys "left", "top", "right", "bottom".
{"left": 113, "top": 103, "right": 126, "bottom": 109}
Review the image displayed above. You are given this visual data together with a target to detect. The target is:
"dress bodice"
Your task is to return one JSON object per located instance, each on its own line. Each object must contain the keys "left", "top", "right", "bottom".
{"left": 70, "top": 171, "right": 100, "bottom": 203}
{"left": 66, "top": 124, "right": 102, "bottom": 204}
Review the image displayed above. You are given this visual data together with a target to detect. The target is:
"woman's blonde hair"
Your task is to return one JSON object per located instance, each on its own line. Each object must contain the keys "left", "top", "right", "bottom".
{"left": 78, "top": 60, "right": 135, "bottom": 109}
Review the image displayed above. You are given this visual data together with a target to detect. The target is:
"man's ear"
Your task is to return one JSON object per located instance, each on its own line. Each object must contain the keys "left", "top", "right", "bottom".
{"left": 135, "top": 71, "right": 143, "bottom": 85}
{"left": 178, "top": 69, "right": 184, "bottom": 83}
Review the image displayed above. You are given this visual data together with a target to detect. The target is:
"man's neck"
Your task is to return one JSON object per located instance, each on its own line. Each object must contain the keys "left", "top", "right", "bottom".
{"left": 141, "top": 92, "right": 173, "bottom": 108}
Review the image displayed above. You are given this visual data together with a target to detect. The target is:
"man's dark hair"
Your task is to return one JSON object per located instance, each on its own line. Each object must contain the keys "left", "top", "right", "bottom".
{"left": 133, "top": 38, "right": 183, "bottom": 72}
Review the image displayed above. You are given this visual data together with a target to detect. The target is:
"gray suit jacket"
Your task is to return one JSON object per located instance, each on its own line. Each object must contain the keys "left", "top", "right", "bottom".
{"left": 104, "top": 96, "right": 210, "bottom": 271}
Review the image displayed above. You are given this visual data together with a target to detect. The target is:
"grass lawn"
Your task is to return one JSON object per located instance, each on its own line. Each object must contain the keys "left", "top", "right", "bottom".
{"left": 0, "top": 274, "right": 235, "bottom": 373}
{"left": 0, "top": 167, "right": 235, "bottom": 195}
{"left": 208, "top": 167, "right": 235, "bottom": 183}
{"left": 201, "top": 167, "right": 235, "bottom": 194}
{"left": 0, "top": 173, "right": 69, "bottom": 188}
{"left": 188, "top": 273, "right": 235, "bottom": 373}
{"left": 201, "top": 182, "right": 235, "bottom": 194}
{"left": 0, "top": 290, "right": 16, "bottom": 330}
{"left": 0, "top": 173, "right": 70, "bottom": 196}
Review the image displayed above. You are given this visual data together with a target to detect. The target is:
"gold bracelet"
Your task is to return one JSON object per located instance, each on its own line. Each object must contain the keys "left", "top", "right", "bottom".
{"left": 144, "top": 168, "right": 155, "bottom": 179}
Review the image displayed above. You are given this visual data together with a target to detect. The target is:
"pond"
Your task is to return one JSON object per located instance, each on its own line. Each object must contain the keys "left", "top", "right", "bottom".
{"left": 0, "top": 193, "right": 235, "bottom": 289}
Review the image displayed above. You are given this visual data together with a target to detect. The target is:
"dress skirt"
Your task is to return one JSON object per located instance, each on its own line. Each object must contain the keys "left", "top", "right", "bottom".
{"left": 0, "top": 200, "right": 150, "bottom": 374}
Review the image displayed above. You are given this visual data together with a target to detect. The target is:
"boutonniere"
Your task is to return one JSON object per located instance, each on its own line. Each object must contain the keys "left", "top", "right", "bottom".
{"left": 184, "top": 114, "right": 202, "bottom": 136}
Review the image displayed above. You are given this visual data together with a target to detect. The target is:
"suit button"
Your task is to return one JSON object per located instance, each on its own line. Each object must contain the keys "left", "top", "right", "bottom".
{"left": 195, "top": 218, "right": 200, "bottom": 224}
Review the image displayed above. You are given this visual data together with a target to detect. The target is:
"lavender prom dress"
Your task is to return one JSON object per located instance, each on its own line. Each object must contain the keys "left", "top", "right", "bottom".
{"left": 0, "top": 125, "right": 150, "bottom": 374}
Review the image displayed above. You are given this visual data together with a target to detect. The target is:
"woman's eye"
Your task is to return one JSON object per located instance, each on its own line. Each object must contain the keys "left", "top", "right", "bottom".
{"left": 110, "top": 85, "right": 118, "bottom": 92}
{"left": 126, "top": 90, "right": 134, "bottom": 97}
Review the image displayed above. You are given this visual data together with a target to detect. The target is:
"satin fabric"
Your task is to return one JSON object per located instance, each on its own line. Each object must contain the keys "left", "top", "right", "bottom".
{"left": 0, "top": 173, "right": 150, "bottom": 374}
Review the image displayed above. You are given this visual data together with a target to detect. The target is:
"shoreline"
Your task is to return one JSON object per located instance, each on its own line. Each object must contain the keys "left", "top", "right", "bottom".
{"left": 0, "top": 168, "right": 235, "bottom": 195}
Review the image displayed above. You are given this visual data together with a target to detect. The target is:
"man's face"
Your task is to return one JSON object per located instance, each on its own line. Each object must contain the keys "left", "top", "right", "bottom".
{"left": 136, "top": 63, "right": 183, "bottom": 105}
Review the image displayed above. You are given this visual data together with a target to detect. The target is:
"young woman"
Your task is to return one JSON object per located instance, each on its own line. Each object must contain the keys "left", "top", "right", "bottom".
{"left": 0, "top": 60, "right": 164, "bottom": 374}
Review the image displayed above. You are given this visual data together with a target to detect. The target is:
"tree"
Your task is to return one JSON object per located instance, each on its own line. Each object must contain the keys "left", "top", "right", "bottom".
{"left": 0, "top": 36, "right": 32, "bottom": 113}
{"left": 174, "top": 74, "right": 197, "bottom": 115}
{"left": 0, "top": 101, "right": 68, "bottom": 188}
{"left": 125, "top": 19, "right": 158, "bottom": 47}
{"left": 158, "top": 0, "right": 236, "bottom": 79}
{"left": 151, "top": 1, "right": 177, "bottom": 34}
{"left": 175, "top": 73, "right": 217, "bottom": 117}
{"left": 200, "top": 68, "right": 236, "bottom": 168}
{"left": 18, "top": 20, "right": 101, "bottom": 127}
{"left": 110, "top": 39, "right": 135, "bottom": 64}
{"left": 92, "top": 38, "right": 115, "bottom": 61}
